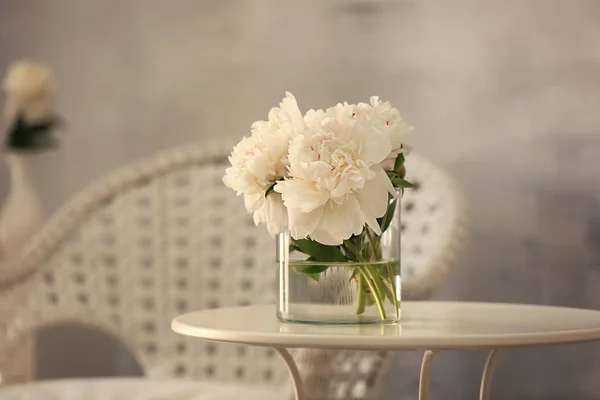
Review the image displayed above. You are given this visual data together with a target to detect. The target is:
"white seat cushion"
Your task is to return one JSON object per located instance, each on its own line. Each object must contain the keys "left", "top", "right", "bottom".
{"left": 0, "top": 378, "right": 285, "bottom": 400}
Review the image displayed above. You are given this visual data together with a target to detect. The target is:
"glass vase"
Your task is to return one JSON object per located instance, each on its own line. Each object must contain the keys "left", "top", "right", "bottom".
{"left": 276, "top": 194, "right": 401, "bottom": 324}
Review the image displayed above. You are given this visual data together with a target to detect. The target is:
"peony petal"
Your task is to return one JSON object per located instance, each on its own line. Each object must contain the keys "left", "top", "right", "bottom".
{"left": 309, "top": 228, "right": 343, "bottom": 246}
{"left": 253, "top": 207, "right": 265, "bottom": 227}
{"left": 287, "top": 135, "right": 312, "bottom": 178}
{"left": 355, "top": 168, "right": 394, "bottom": 235}
{"left": 222, "top": 171, "right": 238, "bottom": 192}
{"left": 264, "top": 193, "right": 288, "bottom": 235}
{"left": 275, "top": 179, "right": 329, "bottom": 213}
{"left": 280, "top": 92, "right": 305, "bottom": 131}
{"left": 244, "top": 192, "right": 264, "bottom": 212}
{"left": 289, "top": 206, "right": 323, "bottom": 240}
{"left": 362, "top": 131, "right": 392, "bottom": 164}
{"left": 312, "top": 196, "right": 364, "bottom": 245}
{"left": 303, "top": 108, "right": 327, "bottom": 126}
{"left": 252, "top": 194, "right": 288, "bottom": 236}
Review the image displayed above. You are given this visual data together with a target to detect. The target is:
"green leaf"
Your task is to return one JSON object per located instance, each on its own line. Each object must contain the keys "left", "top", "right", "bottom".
{"left": 395, "top": 178, "right": 415, "bottom": 188}
{"left": 293, "top": 238, "right": 346, "bottom": 262}
{"left": 290, "top": 263, "right": 328, "bottom": 282}
{"left": 393, "top": 153, "right": 405, "bottom": 171}
{"left": 265, "top": 182, "right": 277, "bottom": 198}
{"left": 386, "top": 171, "right": 415, "bottom": 189}
{"left": 6, "top": 115, "right": 57, "bottom": 151}
{"left": 295, "top": 265, "right": 329, "bottom": 275}
{"left": 377, "top": 198, "right": 397, "bottom": 233}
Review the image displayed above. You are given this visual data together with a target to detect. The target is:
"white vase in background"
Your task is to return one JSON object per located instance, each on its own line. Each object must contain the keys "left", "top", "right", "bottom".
{"left": 0, "top": 152, "right": 45, "bottom": 263}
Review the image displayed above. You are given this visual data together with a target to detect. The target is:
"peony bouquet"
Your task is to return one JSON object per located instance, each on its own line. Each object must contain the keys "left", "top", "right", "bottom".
{"left": 223, "top": 93, "right": 413, "bottom": 321}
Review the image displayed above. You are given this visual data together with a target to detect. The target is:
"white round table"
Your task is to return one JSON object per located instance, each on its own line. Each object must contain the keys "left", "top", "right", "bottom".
{"left": 172, "top": 301, "right": 600, "bottom": 400}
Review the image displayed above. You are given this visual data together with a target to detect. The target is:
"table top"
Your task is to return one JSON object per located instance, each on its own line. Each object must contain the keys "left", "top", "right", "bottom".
{"left": 171, "top": 301, "right": 600, "bottom": 350}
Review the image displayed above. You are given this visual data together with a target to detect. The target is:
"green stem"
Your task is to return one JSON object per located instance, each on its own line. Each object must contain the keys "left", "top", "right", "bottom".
{"left": 343, "top": 240, "right": 360, "bottom": 260}
{"left": 365, "top": 228, "right": 378, "bottom": 260}
{"left": 386, "top": 262, "right": 399, "bottom": 320}
{"left": 359, "top": 267, "right": 386, "bottom": 320}
{"left": 355, "top": 273, "right": 366, "bottom": 315}
{"left": 362, "top": 227, "right": 389, "bottom": 321}
{"left": 365, "top": 264, "right": 386, "bottom": 299}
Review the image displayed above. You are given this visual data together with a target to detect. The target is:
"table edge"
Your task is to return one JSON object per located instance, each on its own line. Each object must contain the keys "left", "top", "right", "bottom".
{"left": 171, "top": 301, "right": 600, "bottom": 350}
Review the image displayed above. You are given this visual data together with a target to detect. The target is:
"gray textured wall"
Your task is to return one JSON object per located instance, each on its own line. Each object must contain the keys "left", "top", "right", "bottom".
{"left": 2, "top": 0, "right": 600, "bottom": 398}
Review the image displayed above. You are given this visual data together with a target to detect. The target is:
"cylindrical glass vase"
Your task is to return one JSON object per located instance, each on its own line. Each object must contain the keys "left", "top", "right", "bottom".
{"left": 276, "top": 195, "right": 401, "bottom": 324}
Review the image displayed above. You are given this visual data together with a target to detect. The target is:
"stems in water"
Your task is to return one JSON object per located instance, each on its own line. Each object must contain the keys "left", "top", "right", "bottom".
{"left": 386, "top": 262, "right": 399, "bottom": 320}
{"left": 355, "top": 274, "right": 366, "bottom": 315}
{"left": 359, "top": 266, "right": 387, "bottom": 320}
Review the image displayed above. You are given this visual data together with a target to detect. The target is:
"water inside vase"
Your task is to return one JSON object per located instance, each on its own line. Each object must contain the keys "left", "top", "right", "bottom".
{"left": 277, "top": 260, "right": 401, "bottom": 324}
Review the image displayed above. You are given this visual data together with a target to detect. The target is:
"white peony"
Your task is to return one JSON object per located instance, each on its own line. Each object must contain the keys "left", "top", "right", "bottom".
{"left": 325, "top": 101, "right": 358, "bottom": 125}
{"left": 222, "top": 92, "right": 304, "bottom": 235}
{"left": 360, "top": 96, "right": 413, "bottom": 152}
{"left": 275, "top": 115, "right": 395, "bottom": 245}
{"left": 3, "top": 60, "right": 55, "bottom": 122}
{"left": 328, "top": 96, "right": 412, "bottom": 153}
{"left": 223, "top": 93, "right": 412, "bottom": 243}
{"left": 252, "top": 192, "right": 288, "bottom": 236}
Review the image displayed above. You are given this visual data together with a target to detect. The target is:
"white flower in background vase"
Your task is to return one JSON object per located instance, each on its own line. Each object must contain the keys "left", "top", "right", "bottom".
{"left": 0, "top": 60, "right": 61, "bottom": 262}
{"left": 3, "top": 61, "right": 55, "bottom": 123}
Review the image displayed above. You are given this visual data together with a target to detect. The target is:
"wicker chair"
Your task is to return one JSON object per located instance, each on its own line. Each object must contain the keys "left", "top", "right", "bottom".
{"left": 0, "top": 141, "right": 467, "bottom": 400}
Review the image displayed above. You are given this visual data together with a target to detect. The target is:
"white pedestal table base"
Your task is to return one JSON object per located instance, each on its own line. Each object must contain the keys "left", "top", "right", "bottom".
{"left": 276, "top": 347, "right": 501, "bottom": 400}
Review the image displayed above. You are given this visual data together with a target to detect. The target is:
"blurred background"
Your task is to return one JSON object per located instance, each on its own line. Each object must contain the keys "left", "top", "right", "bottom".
{"left": 2, "top": 0, "right": 600, "bottom": 399}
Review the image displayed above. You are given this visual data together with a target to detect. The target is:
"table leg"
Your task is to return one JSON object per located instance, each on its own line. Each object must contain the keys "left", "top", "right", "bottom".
{"left": 479, "top": 349, "right": 500, "bottom": 400}
{"left": 419, "top": 350, "right": 436, "bottom": 400}
{"left": 275, "top": 347, "right": 499, "bottom": 400}
{"left": 276, "top": 348, "right": 307, "bottom": 400}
